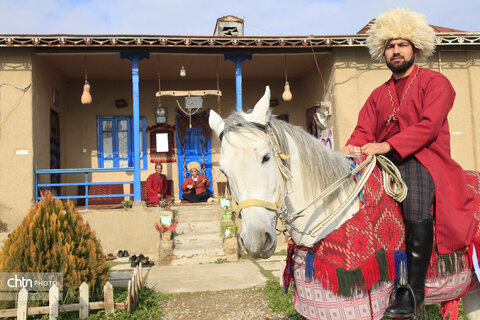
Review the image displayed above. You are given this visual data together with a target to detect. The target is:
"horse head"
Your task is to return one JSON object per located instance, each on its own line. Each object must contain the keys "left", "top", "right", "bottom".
{"left": 209, "top": 86, "right": 281, "bottom": 258}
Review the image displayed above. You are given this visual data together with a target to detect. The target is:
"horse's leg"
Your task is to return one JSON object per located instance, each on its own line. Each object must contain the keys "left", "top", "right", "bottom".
{"left": 462, "top": 289, "right": 480, "bottom": 320}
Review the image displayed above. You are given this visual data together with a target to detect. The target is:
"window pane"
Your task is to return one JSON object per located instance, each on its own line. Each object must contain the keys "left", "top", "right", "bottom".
{"left": 118, "top": 120, "right": 127, "bottom": 131}
{"left": 119, "top": 159, "right": 129, "bottom": 168}
{"left": 104, "top": 159, "right": 113, "bottom": 168}
{"left": 103, "top": 132, "right": 113, "bottom": 158}
{"left": 118, "top": 131, "right": 128, "bottom": 158}
{"left": 103, "top": 121, "right": 112, "bottom": 131}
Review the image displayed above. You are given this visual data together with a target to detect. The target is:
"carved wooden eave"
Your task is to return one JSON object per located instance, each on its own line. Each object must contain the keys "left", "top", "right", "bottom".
{"left": 0, "top": 33, "right": 479, "bottom": 50}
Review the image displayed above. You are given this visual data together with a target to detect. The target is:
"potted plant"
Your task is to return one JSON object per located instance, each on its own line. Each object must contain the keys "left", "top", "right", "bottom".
{"left": 155, "top": 216, "right": 178, "bottom": 241}
{"left": 121, "top": 199, "right": 133, "bottom": 210}
{"left": 158, "top": 196, "right": 174, "bottom": 211}
{"left": 220, "top": 223, "right": 238, "bottom": 239}
{"left": 219, "top": 198, "right": 233, "bottom": 221}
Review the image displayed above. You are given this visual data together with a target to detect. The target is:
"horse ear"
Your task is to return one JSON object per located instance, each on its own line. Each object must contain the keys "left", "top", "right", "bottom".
{"left": 209, "top": 110, "right": 225, "bottom": 138}
{"left": 248, "top": 86, "right": 270, "bottom": 124}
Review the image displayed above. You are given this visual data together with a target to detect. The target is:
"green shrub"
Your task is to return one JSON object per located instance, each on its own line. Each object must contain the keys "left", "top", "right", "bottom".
{"left": 0, "top": 193, "right": 108, "bottom": 301}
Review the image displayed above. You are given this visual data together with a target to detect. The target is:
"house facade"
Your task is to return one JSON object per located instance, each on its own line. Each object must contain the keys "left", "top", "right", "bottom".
{"left": 1, "top": 17, "right": 479, "bottom": 231}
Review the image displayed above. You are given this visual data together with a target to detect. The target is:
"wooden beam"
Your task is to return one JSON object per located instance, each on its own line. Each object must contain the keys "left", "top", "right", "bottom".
{"left": 156, "top": 90, "right": 222, "bottom": 98}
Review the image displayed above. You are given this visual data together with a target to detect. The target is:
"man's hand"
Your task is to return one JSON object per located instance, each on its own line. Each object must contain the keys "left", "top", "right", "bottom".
{"left": 202, "top": 179, "right": 207, "bottom": 184}
{"left": 361, "top": 142, "right": 391, "bottom": 157}
{"left": 341, "top": 144, "right": 361, "bottom": 156}
{"left": 186, "top": 185, "right": 194, "bottom": 189}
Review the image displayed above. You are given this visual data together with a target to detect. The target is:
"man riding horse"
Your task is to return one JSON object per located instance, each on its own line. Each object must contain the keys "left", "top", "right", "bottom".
{"left": 342, "top": 8, "right": 478, "bottom": 319}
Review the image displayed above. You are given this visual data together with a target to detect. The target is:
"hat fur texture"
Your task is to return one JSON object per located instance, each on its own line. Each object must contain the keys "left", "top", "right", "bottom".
{"left": 366, "top": 8, "right": 436, "bottom": 62}
{"left": 187, "top": 161, "right": 201, "bottom": 172}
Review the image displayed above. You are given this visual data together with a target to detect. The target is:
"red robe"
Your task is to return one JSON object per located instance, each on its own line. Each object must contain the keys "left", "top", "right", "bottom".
{"left": 181, "top": 175, "right": 210, "bottom": 195}
{"left": 346, "top": 65, "right": 477, "bottom": 254}
{"left": 146, "top": 173, "right": 168, "bottom": 204}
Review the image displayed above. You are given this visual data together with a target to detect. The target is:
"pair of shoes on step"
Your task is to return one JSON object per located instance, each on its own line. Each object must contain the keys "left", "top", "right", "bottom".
{"left": 130, "top": 254, "right": 154, "bottom": 268}
{"left": 106, "top": 253, "right": 117, "bottom": 261}
{"left": 117, "top": 250, "right": 129, "bottom": 258}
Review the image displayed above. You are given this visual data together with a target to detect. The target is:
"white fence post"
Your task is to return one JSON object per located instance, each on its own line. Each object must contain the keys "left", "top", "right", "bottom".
{"left": 103, "top": 281, "right": 114, "bottom": 314}
{"left": 17, "top": 288, "right": 28, "bottom": 320}
{"left": 127, "top": 280, "right": 132, "bottom": 314}
{"left": 49, "top": 284, "right": 59, "bottom": 320}
{"left": 79, "top": 282, "right": 89, "bottom": 319}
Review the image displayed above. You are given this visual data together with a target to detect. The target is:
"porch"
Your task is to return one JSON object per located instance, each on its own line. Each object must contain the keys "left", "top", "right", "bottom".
{"left": 32, "top": 50, "right": 333, "bottom": 204}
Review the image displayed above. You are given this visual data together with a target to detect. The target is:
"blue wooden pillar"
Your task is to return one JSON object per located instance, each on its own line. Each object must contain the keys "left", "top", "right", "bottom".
{"left": 120, "top": 52, "right": 149, "bottom": 202}
{"left": 225, "top": 54, "right": 252, "bottom": 112}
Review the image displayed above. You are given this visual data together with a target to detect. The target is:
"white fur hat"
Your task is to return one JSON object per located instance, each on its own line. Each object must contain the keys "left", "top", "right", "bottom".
{"left": 366, "top": 8, "right": 436, "bottom": 62}
{"left": 187, "top": 161, "right": 201, "bottom": 172}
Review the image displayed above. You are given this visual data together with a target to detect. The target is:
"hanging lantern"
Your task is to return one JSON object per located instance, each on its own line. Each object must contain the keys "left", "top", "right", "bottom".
{"left": 81, "top": 80, "right": 92, "bottom": 105}
{"left": 81, "top": 56, "right": 92, "bottom": 105}
{"left": 282, "top": 56, "right": 292, "bottom": 101}
{"left": 282, "top": 81, "right": 292, "bottom": 101}
{"left": 179, "top": 65, "right": 186, "bottom": 77}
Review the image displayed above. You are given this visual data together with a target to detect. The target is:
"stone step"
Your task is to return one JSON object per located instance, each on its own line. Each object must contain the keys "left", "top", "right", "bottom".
{"left": 176, "top": 209, "right": 221, "bottom": 220}
{"left": 174, "top": 231, "right": 222, "bottom": 244}
{"left": 176, "top": 220, "right": 221, "bottom": 234}
{"left": 174, "top": 245, "right": 225, "bottom": 259}
{"left": 170, "top": 254, "right": 228, "bottom": 266}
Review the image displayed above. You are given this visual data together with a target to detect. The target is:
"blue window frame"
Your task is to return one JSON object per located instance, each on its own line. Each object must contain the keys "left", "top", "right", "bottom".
{"left": 97, "top": 116, "right": 147, "bottom": 169}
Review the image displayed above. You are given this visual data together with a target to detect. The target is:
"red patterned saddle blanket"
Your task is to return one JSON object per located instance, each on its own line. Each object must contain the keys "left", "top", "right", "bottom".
{"left": 284, "top": 166, "right": 480, "bottom": 297}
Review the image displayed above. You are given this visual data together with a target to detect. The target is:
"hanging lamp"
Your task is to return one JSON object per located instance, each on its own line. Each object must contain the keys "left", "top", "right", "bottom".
{"left": 282, "top": 56, "right": 292, "bottom": 101}
{"left": 179, "top": 55, "right": 186, "bottom": 77}
{"left": 81, "top": 56, "right": 92, "bottom": 104}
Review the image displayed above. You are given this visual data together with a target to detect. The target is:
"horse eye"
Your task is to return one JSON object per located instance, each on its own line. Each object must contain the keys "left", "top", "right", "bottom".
{"left": 262, "top": 154, "right": 271, "bottom": 164}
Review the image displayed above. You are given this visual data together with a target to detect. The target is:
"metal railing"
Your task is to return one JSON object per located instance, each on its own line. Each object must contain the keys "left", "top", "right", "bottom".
{"left": 35, "top": 168, "right": 135, "bottom": 210}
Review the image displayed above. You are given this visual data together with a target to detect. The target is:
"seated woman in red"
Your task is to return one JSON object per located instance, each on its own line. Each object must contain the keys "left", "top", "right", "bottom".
{"left": 181, "top": 161, "right": 210, "bottom": 203}
{"left": 146, "top": 163, "right": 169, "bottom": 205}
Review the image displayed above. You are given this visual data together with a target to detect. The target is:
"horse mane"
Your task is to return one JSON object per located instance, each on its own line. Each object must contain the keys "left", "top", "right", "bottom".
{"left": 223, "top": 111, "right": 354, "bottom": 200}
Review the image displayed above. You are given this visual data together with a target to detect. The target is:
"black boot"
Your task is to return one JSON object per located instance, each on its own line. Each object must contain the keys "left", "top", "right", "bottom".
{"left": 384, "top": 219, "right": 434, "bottom": 319}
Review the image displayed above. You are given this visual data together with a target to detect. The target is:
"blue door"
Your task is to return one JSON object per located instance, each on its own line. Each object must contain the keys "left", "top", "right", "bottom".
{"left": 176, "top": 124, "right": 212, "bottom": 200}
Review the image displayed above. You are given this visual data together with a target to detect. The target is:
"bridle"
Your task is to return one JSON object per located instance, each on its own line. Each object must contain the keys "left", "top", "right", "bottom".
{"left": 219, "top": 121, "right": 291, "bottom": 217}
{"left": 219, "top": 119, "right": 407, "bottom": 238}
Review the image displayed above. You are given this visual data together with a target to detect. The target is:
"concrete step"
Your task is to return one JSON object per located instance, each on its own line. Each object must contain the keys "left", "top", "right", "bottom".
{"left": 170, "top": 255, "right": 228, "bottom": 266}
{"left": 176, "top": 220, "right": 221, "bottom": 234}
{"left": 176, "top": 209, "right": 221, "bottom": 220}
{"left": 174, "top": 231, "right": 223, "bottom": 244}
{"left": 174, "top": 245, "right": 225, "bottom": 259}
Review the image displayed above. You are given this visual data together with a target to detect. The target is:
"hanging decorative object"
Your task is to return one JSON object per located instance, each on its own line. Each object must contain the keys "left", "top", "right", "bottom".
{"left": 81, "top": 56, "right": 92, "bottom": 105}
{"left": 282, "top": 56, "right": 292, "bottom": 101}
{"left": 179, "top": 55, "right": 186, "bottom": 77}
{"left": 156, "top": 57, "right": 167, "bottom": 124}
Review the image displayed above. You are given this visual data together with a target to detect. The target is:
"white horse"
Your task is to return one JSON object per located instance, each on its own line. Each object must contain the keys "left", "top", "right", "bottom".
{"left": 209, "top": 86, "right": 480, "bottom": 320}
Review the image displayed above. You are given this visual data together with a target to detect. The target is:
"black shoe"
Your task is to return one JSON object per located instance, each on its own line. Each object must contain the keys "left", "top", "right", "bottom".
{"left": 140, "top": 259, "right": 154, "bottom": 267}
{"left": 384, "top": 220, "right": 433, "bottom": 319}
{"left": 123, "top": 250, "right": 129, "bottom": 257}
{"left": 117, "top": 250, "right": 124, "bottom": 258}
{"left": 131, "top": 258, "right": 140, "bottom": 268}
{"left": 138, "top": 254, "right": 145, "bottom": 261}
{"left": 129, "top": 255, "right": 137, "bottom": 262}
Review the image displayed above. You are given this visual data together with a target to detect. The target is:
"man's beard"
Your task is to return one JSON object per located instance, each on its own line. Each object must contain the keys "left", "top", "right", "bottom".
{"left": 386, "top": 55, "right": 415, "bottom": 74}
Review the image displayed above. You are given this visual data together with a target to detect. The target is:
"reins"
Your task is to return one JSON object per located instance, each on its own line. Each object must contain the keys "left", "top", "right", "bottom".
{"left": 220, "top": 121, "right": 407, "bottom": 237}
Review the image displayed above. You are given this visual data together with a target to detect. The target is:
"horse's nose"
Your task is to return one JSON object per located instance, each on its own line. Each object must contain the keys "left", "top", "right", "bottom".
{"left": 264, "top": 231, "right": 275, "bottom": 253}
{"left": 240, "top": 231, "right": 276, "bottom": 259}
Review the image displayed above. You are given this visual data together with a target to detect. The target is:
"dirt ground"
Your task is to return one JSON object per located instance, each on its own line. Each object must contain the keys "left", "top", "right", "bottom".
{"left": 158, "top": 288, "right": 292, "bottom": 320}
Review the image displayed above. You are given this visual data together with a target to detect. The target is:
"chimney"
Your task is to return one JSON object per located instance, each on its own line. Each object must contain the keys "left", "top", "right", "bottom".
{"left": 214, "top": 15, "right": 244, "bottom": 36}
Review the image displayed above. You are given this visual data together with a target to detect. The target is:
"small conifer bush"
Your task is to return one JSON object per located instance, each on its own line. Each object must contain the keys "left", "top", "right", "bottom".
{"left": 0, "top": 193, "right": 108, "bottom": 300}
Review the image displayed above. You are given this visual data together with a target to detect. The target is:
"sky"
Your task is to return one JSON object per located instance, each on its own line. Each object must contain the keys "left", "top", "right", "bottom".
{"left": 1, "top": 0, "right": 479, "bottom": 36}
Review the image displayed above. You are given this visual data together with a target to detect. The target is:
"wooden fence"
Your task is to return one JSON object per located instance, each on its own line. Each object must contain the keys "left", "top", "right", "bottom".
{"left": 0, "top": 265, "right": 143, "bottom": 319}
